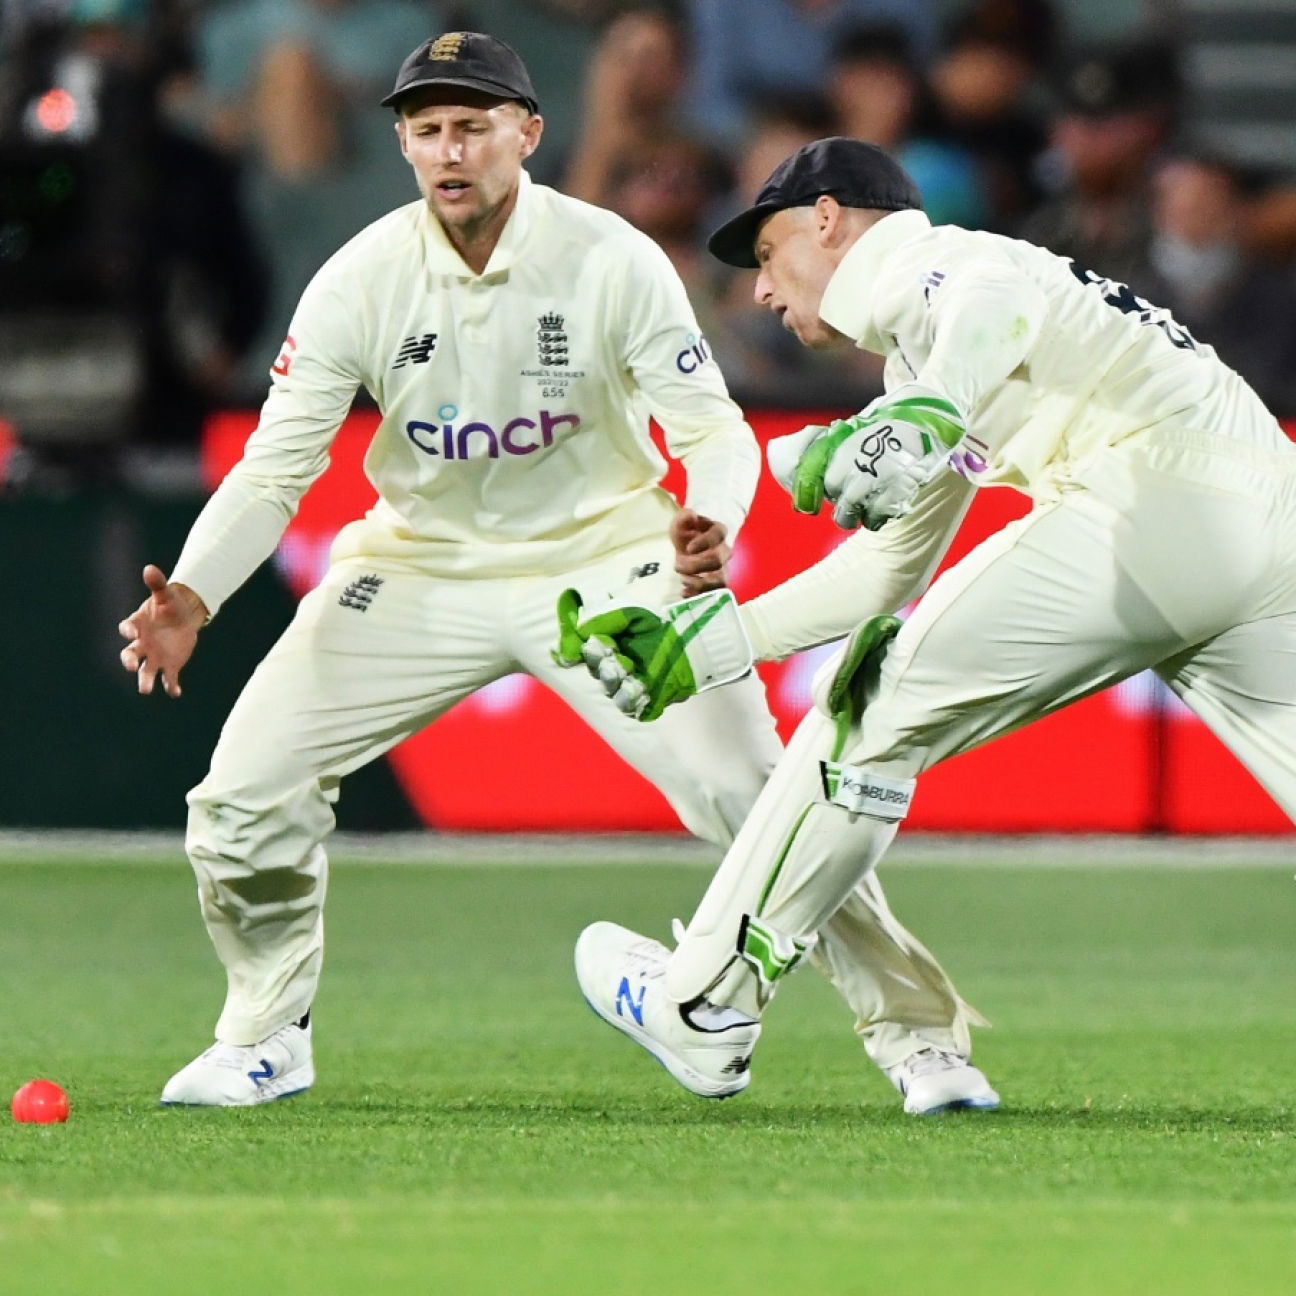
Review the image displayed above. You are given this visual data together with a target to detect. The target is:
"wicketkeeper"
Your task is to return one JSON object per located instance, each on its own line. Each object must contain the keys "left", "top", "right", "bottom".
{"left": 569, "top": 137, "right": 1296, "bottom": 1102}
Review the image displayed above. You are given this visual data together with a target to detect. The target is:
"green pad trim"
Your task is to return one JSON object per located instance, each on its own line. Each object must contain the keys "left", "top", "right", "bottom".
{"left": 738, "top": 915, "right": 811, "bottom": 988}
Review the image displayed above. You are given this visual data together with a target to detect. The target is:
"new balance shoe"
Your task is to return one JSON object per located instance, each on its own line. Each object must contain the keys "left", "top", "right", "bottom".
{"left": 885, "top": 1045, "right": 1000, "bottom": 1115}
{"left": 159, "top": 1020, "right": 314, "bottom": 1107}
{"left": 575, "top": 921, "right": 759, "bottom": 1099}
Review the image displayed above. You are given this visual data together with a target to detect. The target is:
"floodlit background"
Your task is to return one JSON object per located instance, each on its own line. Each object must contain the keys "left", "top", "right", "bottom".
{"left": 3, "top": 0, "right": 1295, "bottom": 835}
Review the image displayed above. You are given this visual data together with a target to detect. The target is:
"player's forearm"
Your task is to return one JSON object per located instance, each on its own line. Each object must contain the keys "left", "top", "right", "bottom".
{"left": 739, "top": 468, "right": 975, "bottom": 661}
{"left": 674, "top": 422, "right": 761, "bottom": 544}
{"left": 918, "top": 269, "right": 1047, "bottom": 417}
{"left": 170, "top": 476, "right": 295, "bottom": 619}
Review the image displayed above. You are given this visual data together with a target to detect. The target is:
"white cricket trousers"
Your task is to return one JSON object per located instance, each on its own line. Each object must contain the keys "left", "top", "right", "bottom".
{"left": 186, "top": 535, "right": 975, "bottom": 1052}
{"left": 688, "top": 429, "right": 1296, "bottom": 1021}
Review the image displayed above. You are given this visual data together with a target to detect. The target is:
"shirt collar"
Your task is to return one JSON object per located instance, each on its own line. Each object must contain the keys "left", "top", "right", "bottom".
{"left": 421, "top": 169, "right": 536, "bottom": 278}
{"left": 818, "top": 209, "right": 932, "bottom": 352}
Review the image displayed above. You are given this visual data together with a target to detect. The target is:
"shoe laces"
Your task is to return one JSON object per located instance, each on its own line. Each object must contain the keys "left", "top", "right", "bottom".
{"left": 623, "top": 935, "right": 669, "bottom": 979}
{"left": 898, "top": 1046, "right": 967, "bottom": 1079}
{"left": 196, "top": 1023, "right": 304, "bottom": 1070}
{"left": 197, "top": 1041, "right": 257, "bottom": 1071}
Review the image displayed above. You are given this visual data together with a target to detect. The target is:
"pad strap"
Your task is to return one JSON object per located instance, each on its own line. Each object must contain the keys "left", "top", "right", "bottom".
{"left": 819, "top": 761, "right": 915, "bottom": 821}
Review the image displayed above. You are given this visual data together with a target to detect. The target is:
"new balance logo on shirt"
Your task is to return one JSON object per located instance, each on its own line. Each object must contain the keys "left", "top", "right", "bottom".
{"left": 393, "top": 334, "right": 438, "bottom": 368}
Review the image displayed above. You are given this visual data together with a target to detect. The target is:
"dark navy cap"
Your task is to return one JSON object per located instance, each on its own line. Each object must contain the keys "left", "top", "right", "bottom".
{"left": 707, "top": 137, "right": 922, "bottom": 268}
{"left": 382, "top": 31, "right": 539, "bottom": 114}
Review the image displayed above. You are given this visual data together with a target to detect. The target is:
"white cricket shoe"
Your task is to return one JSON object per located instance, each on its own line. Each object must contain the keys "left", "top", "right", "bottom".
{"left": 885, "top": 1046, "right": 1000, "bottom": 1115}
{"left": 575, "top": 921, "right": 759, "bottom": 1099}
{"left": 159, "top": 1020, "right": 314, "bottom": 1107}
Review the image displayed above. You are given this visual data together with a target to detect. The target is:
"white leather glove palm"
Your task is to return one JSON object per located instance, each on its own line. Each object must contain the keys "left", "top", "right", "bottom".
{"left": 767, "top": 384, "right": 967, "bottom": 530}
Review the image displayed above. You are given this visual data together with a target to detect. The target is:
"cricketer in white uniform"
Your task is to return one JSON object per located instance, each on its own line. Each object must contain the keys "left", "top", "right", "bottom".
{"left": 572, "top": 137, "right": 1296, "bottom": 1104}
{"left": 118, "top": 44, "right": 992, "bottom": 1110}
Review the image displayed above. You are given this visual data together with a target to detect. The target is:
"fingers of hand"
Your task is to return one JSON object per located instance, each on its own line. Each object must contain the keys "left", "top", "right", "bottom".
{"left": 580, "top": 634, "right": 646, "bottom": 714}
{"left": 685, "top": 524, "right": 723, "bottom": 555}
{"left": 669, "top": 508, "right": 700, "bottom": 551}
{"left": 580, "top": 635, "right": 616, "bottom": 674}
{"left": 124, "top": 648, "right": 183, "bottom": 697}
{"left": 611, "top": 675, "right": 647, "bottom": 719}
{"left": 681, "top": 574, "right": 722, "bottom": 597}
{"left": 142, "top": 564, "right": 170, "bottom": 598}
{"left": 674, "top": 546, "right": 725, "bottom": 577}
{"left": 595, "top": 651, "right": 627, "bottom": 694}
{"left": 833, "top": 479, "right": 908, "bottom": 531}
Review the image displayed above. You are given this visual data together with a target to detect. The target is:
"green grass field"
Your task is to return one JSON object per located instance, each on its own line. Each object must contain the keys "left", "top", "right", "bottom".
{"left": 1, "top": 840, "right": 1294, "bottom": 1295}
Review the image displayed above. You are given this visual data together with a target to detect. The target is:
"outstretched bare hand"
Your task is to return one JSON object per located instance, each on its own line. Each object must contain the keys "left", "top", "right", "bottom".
{"left": 117, "top": 565, "right": 208, "bottom": 698}
{"left": 670, "top": 508, "right": 730, "bottom": 597}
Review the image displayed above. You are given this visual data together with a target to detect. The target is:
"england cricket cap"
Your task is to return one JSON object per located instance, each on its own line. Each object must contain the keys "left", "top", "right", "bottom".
{"left": 382, "top": 31, "right": 539, "bottom": 114}
{"left": 707, "top": 137, "right": 923, "bottom": 268}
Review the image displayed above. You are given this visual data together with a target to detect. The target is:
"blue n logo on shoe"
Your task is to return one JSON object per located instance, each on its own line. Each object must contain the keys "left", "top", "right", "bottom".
{"left": 247, "top": 1058, "right": 274, "bottom": 1086}
{"left": 615, "top": 977, "right": 646, "bottom": 1026}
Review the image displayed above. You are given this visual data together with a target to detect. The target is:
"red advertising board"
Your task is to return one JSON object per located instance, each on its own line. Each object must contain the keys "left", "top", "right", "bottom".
{"left": 202, "top": 410, "right": 1293, "bottom": 834}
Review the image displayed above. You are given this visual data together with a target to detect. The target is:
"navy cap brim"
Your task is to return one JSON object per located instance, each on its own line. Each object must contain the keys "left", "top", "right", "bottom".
{"left": 381, "top": 75, "right": 538, "bottom": 112}
{"left": 706, "top": 202, "right": 785, "bottom": 269}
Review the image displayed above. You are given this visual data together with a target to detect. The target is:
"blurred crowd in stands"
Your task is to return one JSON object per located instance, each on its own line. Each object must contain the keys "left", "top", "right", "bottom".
{"left": 2, "top": 0, "right": 1296, "bottom": 491}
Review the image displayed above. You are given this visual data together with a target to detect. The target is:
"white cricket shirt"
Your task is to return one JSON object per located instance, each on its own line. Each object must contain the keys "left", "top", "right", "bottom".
{"left": 742, "top": 209, "right": 1293, "bottom": 660}
{"left": 172, "top": 172, "right": 759, "bottom": 616}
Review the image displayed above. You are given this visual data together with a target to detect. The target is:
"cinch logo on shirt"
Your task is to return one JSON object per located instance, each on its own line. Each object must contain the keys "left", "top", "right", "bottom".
{"left": 406, "top": 405, "right": 580, "bottom": 459}
{"left": 675, "top": 332, "right": 712, "bottom": 374}
{"left": 948, "top": 432, "right": 991, "bottom": 481}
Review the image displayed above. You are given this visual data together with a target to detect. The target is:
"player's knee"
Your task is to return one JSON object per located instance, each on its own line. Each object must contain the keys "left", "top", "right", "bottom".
{"left": 663, "top": 741, "right": 776, "bottom": 847}
{"left": 673, "top": 790, "right": 744, "bottom": 849}
{"left": 672, "top": 770, "right": 768, "bottom": 847}
{"left": 186, "top": 773, "right": 335, "bottom": 869}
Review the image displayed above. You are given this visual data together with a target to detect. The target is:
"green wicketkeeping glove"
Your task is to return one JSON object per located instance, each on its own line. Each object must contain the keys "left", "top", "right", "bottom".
{"left": 553, "top": 588, "right": 753, "bottom": 722}
{"left": 766, "top": 383, "right": 966, "bottom": 530}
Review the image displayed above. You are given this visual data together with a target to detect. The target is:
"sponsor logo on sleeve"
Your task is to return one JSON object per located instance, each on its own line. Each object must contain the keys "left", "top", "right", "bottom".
{"left": 271, "top": 334, "right": 296, "bottom": 377}
{"left": 948, "top": 432, "right": 991, "bottom": 480}
{"left": 675, "top": 331, "right": 712, "bottom": 374}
